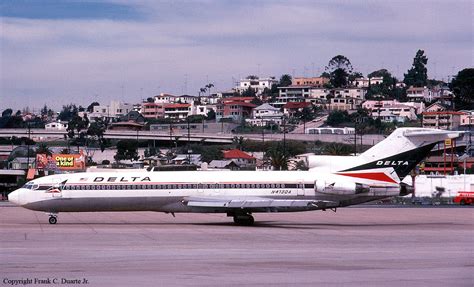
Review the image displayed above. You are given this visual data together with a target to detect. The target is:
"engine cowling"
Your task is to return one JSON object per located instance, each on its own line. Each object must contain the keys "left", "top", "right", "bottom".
{"left": 316, "top": 181, "right": 370, "bottom": 195}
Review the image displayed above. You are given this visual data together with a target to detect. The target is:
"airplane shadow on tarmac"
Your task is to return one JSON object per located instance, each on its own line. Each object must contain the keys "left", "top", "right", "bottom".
{"left": 37, "top": 221, "right": 468, "bottom": 230}
{"left": 191, "top": 221, "right": 468, "bottom": 229}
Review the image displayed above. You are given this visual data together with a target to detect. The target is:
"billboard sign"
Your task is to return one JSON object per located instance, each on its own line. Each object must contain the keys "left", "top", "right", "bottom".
{"left": 36, "top": 151, "right": 86, "bottom": 171}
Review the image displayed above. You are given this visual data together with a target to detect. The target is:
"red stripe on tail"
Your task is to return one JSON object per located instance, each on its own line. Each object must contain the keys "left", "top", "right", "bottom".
{"left": 335, "top": 172, "right": 397, "bottom": 184}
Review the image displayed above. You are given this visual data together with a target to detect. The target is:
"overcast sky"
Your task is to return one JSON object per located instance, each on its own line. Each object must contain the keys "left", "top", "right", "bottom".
{"left": 1, "top": 0, "right": 472, "bottom": 111}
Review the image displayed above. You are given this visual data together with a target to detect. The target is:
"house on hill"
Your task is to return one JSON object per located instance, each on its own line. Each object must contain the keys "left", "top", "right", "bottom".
{"left": 223, "top": 149, "right": 256, "bottom": 168}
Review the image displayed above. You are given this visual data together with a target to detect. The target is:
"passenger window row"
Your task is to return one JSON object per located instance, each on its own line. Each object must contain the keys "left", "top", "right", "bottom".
{"left": 61, "top": 183, "right": 314, "bottom": 190}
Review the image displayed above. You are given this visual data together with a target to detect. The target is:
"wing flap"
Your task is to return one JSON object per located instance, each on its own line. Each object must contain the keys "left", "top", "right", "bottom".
{"left": 184, "top": 197, "right": 337, "bottom": 209}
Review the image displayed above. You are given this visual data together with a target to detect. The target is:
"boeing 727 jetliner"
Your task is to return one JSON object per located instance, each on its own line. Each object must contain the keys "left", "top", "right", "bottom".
{"left": 8, "top": 128, "right": 461, "bottom": 225}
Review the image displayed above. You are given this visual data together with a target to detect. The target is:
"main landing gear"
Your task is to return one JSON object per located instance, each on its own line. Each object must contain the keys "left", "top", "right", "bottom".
{"left": 48, "top": 213, "right": 58, "bottom": 225}
{"left": 232, "top": 214, "right": 255, "bottom": 226}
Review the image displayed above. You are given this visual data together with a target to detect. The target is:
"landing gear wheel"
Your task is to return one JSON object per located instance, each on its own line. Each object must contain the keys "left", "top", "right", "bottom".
{"left": 460, "top": 199, "right": 466, "bottom": 206}
{"left": 48, "top": 216, "right": 57, "bottom": 225}
{"left": 233, "top": 214, "right": 255, "bottom": 226}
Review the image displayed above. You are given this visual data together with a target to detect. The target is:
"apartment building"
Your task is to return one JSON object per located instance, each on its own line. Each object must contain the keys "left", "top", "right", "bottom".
{"left": 275, "top": 86, "right": 310, "bottom": 107}
{"left": 163, "top": 103, "right": 191, "bottom": 119}
{"left": 89, "top": 101, "right": 133, "bottom": 121}
{"left": 422, "top": 111, "right": 466, "bottom": 130}
{"left": 141, "top": 102, "right": 165, "bottom": 119}
{"left": 235, "top": 77, "right": 278, "bottom": 95}
{"left": 216, "top": 97, "right": 256, "bottom": 122}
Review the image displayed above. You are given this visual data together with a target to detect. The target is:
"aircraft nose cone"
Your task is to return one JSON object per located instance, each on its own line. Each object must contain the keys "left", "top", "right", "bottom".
{"left": 8, "top": 190, "right": 20, "bottom": 205}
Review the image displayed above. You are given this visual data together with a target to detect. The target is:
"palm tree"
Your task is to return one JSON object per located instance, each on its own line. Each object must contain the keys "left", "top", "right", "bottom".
{"left": 324, "top": 142, "right": 352, "bottom": 155}
{"left": 265, "top": 144, "right": 289, "bottom": 170}
{"left": 299, "top": 106, "right": 314, "bottom": 134}
{"left": 36, "top": 143, "right": 52, "bottom": 156}
{"left": 205, "top": 83, "right": 214, "bottom": 96}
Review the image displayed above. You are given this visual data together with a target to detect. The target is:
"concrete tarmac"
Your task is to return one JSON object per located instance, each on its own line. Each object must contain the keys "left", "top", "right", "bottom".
{"left": 1, "top": 205, "right": 473, "bottom": 287}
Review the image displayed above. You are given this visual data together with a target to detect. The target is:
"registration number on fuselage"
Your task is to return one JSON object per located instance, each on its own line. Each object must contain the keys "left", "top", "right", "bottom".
{"left": 271, "top": 190, "right": 292, "bottom": 195}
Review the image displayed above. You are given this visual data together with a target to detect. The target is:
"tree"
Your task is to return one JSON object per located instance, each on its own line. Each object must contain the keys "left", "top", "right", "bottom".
{"left": 36, "top": 143, "right": 52, "bottom": 156}
{"left": 205, "top": 83, "right": 214, "bottom": 96}
{"left": 86, "top": 102, "right": 100, "bottom": 113}
{"left": 2, "top": 109, "right": 13, "bottom": 117}
{"left": 279, "top": 74, "right": 292, "bottom": 87}
{"left": 404, "top": 49, "right": 428, "bottom": 87}
{"left": 326, "top": 110, "right": 350, "bottom": 126}
{"left": 324, "top": 142, "right": 353, "bottom": 155}
{"left": 206, "top": 109, "right": 216, "bottom": 120}
{"left": 366, "top": 69, "right": 398, "bottom": 98}
{"left": 66, "top": 113, "right": 89, "bottom": 152}
{"left": 114, "top": 140, "right": 139, "bottom": 161}
{"left": 86, "top": 118, "right": 108, "bottom": 152}
{"left": 296, "top": 106, "right": 315, "bottom": 133}
{"left": 348, "top": 71, "right": 363, "bottom": 82}
{"left": 242, "top": 86, "right": 256, "bottom": 97}
{"left": 325, "top": 55, "right": 353, "bottom": 88}
{"left": 58, "top": 104, "right": 78, "bottom": 121}
{"left": 250, "top": 96, "right": 262, "bottom": 106}
{"left": 0, "top": 109, "right": 24, "bottom": 128}
{"left": 265, "top": 143, "right": 289, "bottom": 170}
{"left": 320, "top": 71, "right": 331, "bottom": 78}
{"left": 41, "top": 105, "right": 48, "bottom": 117}
{"left": 450, "top": 68, "right": 474, "bottom": 110}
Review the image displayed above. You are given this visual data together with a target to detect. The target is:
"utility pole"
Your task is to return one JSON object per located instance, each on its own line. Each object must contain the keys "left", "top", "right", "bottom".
{"left": 283, "top": 117, "right": 286, "bottom": 155}
{"left": 354, "top": 121, "right": 357, "bottom": 155}
{"left": 169, "top": 120, "right": 173, "bottom": 150}
{"left": 26, "top": 122, "right": 31, "bottom": 169}
{"left": 469, "top": 113, "right": 472, "bottom": 156}
{"left": 187, "top": 116, "right": 191, "bottom": 163}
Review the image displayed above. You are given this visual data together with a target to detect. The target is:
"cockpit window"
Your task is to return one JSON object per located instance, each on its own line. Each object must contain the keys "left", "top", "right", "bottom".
{"left": 23, "top": 183, "right": 34, "bottom": 189}
{"left": 22, "top": 183, "right": 41, "bottom": 190}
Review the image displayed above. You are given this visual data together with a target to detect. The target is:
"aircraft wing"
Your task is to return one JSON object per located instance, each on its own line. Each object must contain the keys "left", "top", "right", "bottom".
{"left": 183, "top": 197, "right": 337, "bottom": 210}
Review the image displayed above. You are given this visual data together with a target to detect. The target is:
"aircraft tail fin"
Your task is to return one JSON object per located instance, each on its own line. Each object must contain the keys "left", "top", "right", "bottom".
{"left": 336, "top": 128, "right": 462, "bottom": 182}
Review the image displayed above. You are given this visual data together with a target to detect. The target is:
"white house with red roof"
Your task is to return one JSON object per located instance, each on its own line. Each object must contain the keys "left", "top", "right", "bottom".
{"left": 223, "top": 149, "right": 256, "bottom": 167}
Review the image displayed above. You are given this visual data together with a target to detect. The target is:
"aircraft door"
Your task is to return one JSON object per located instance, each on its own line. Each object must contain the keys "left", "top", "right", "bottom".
{"left": 297, "top": 181, "right": 305, "bottom": 196}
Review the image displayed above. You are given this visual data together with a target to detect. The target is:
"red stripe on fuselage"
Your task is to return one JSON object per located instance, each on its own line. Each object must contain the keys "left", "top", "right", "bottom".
{"left": 335, "top": 172, "right": 397, "bottom": 184}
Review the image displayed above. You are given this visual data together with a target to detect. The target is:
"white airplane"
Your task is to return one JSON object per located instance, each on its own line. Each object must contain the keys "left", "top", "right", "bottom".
{"left": 8, "top": 128, "right": 461, "bottom": 225}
